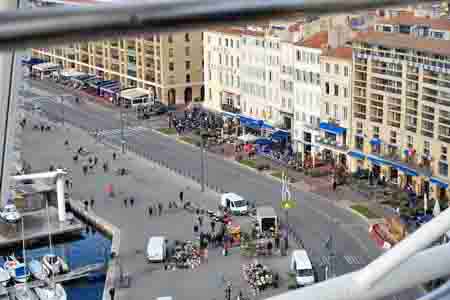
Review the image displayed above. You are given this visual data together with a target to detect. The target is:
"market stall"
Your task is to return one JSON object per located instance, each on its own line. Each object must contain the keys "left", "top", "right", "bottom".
{"left": 167, "top": 240, "right": 203, "bottom": 270}
{"left": 242, "top": 261, "right": 278, "bottom": 296}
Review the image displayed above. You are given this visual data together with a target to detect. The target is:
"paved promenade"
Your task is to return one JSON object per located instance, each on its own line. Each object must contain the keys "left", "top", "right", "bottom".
{"left": 21, "top": 115, "right": 292, "bottom": 300}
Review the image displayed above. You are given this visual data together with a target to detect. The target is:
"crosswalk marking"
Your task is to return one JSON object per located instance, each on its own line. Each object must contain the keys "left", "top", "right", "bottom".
{"left": 97, "top": 126, "right": 148, "bottom": 138}
{"left": 344, "top": 255, "right": 365, "bottom": 265}
{"left": 317, "top": 256, "right": 331, "bottom": 266}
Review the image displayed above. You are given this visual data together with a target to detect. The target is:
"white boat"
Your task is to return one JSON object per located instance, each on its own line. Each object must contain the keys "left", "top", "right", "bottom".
{"left": 0, "top": 267, "right": 10, "bottom": 286}
{"left": 41, "top": 255, "right": 69, "bottom": 276}
{"left": 4, "top": 256, "right": 29, "bottom": 283}
{"left": 28, "top": 260, "right": 46, "bottom": 281}
{"left": 14, "top": 285, "right": 38, "bottom": 300}
{"left": 34, "top": 283, "right": 67, "bottom": 300}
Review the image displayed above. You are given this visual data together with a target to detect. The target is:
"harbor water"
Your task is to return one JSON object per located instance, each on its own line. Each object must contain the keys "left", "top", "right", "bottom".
{"left": 9, "top": 226, "right": 111, "bottom": 300}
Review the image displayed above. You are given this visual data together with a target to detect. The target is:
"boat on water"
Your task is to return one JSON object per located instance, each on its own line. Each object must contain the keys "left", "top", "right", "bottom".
{"left": 0, "top": 267, "right": 11, "bottom": 287}
{"left": 28, "top": 260, "right": 47, "bottom": 281}
{"left": 4, "top": 256, "right": 29, "bottom": 283}
{"left": 34, "top": 283, "right": 67, "bottom": 300}
{"left": 14, "top": 285, "right": 39, "bottom": 300}
{"left": 41, "top": 255, "right": 69, "bottom": 276}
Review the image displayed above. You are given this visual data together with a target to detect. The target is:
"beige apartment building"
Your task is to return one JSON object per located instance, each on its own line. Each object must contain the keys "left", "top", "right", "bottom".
{"left": 318, "top": 47, "right": 353, "bottom": 167}
{"left": 32, "top": 32, "right": 204, "bottom": 105}
{"left": 350, "top": 30, "right": 450, "bottom": 201}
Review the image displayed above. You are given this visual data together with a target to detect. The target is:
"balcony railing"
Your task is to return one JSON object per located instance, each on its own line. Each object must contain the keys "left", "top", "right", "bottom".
{"left": 221, "top": 103, "right": 241, "bottom": 114}
{"left": 369, "top": 149, "right": 433, "bottom": 177}
{"left": 315, "top": 136, "right": 348, "bottom": 151}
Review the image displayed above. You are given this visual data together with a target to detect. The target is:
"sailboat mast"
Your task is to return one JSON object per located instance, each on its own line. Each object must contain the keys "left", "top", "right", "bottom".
{"left": 21, "top": 216, "right": 27, "bottom": 279}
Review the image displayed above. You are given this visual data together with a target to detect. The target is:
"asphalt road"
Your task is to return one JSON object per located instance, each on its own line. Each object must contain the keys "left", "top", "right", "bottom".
{"left": 20, "top": 79, "right": 422, "bottom": 300}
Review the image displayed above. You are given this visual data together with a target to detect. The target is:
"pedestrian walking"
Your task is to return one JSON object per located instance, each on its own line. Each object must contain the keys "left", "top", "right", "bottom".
{"left": 332, "top": 177, "right": 337, "bottom": 191}
{"left": 40, "top": 124, "right": 44, "bottom": 132}
{"left": 64, "top": 140, "right": 69, "bottom": 146}
{"left": 123, "top": 197, "right": 128, "bottom": 208}
{"left": 103, "top": 162, "right": 108, "bottom": 172}
{"left": 112, "top": 152, "right": 117, "bottom": 160}
{"left": 82, "top": 165, "right": 88, "bottom": 176}
{"left": 130, "top": 196, "right": 135, "bottom": 207}
{"left": 88, "top": 157, "right": 93, "bottom": 164}
{"left": 94, "top": 157, "right": 98, "bottom": 165}
{"left": 49, "top": 165, "right": 54, "bottom": 172}
{"left": 148, "top": 205, "right": 153, "bottom": 217}
{"left": 210, "top": 220, "right": 216, "bottom": 233}
{"left": 65, "top": 179, "right": 70, "bottom": 189}
{"left": 83, "top": 200, "right": 89, "bottom": 211}
{"left": 109, "top": 288, "right": 115, "bottom": 300}
{"left": 179, "top": 191, "right": 184, "bottom": 203}
{"left": 198, "top": 215, "right": 203, "bottom": 227}
{"left": 90, "top": 197, "right": 95, "bottom": 208}
{"left": 158, "top": 202, "right": 163, "bottom": 216}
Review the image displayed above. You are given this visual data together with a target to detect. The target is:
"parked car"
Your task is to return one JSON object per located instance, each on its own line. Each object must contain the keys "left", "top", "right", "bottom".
{"left": 220, "top": 193, "right": 248, "bottom": 215}
{"left": 0, "top": 204, "right": 21, "bottom": 223}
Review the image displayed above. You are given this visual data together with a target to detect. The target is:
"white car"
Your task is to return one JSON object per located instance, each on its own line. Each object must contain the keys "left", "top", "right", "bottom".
{"left": 0, "top": 204, "right": 21, "bottom": 223}
{"left": 220, "top": 193, "right": 248, "bottom": 215}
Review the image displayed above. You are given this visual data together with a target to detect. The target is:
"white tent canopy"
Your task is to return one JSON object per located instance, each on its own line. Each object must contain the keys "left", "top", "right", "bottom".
{"left": 238, "top": 134, "right": 258, "bottom": 143}
{"left": 119, "top": 87, "right": 150, "bottom": 100}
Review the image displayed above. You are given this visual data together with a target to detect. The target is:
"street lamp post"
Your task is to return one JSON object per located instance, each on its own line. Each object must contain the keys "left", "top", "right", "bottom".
{"left": 120, "top": 102, "right": 126, "bottom": 154}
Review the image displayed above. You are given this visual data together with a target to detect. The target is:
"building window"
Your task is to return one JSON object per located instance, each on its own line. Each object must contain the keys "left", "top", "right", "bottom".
{"left": 218, "top": 38, "right": 222, "bottom": 46}
{"left": 424, "top": 141, "right": 431, "bottom": 156}
{"left": 295, "top": 112, "right": 300, "bottom": 121}
{"left": 334, "top": 64, "right": 339, "bottom": 75}
{"left": 407, "top": 135, "right": 414, "bottom": 148}
{"left": 344, "top": 87, "right": 348, "bottom": 98}
{"left": 225, "top": 38, "right": 228, "bottom": 47}
{"left": 185, "top": 46, "right": 190, "bottom": 56}
{"left": 230, "top": 39, "right": 234, "bottom": 48}
{"left": 439, "top": 161, "right": 448, "bottom": 177}
{"left": 169, "top": 48, "right": 174, "bottom": 57}
{"left": 325, "top": 82, "right": 330, "bottom": 95}
{"left": 334, "top": 84, "right": 339, "bottom": 96}
{"left": 169, "top": 62, "right": 174, "bottom": 71}
{"left": 237, "top": 57, "right": 239, "bottom": 68}
{"left": 269, "top": 71, "right": 272, "bottom": 82}
{"left": 325, "top": 102, "right": 330, "bottom": 114}
{"left": 185, "top": 33, "right": 190, "bottom": 42}
{"left": 325, "top": 63, "right": 330, "bottom": 73}
{"left": 334, "top": 104, "right": 338, "bottom": 119}
{"left": 185, "top": 61, "right": 191, "bottom": 70}
{"left": 208, "top": 88, "right": 212, "bottom": 100}
{"left": 186, "top": 74, "right": 191, "bottom": 83}
{"left": 373, "top": 126, "right": 380, "bottom": 137}
{"left": 442, "top": 146, "right": 448, "bottom": 160}
{"left": 343, "top": 107, "right": 348, "bottom": 121}
{"left": 302, "top": 112, "right": 306, "bottom": 121}
{"left": 225, "top": 55, "right": 229, "bottom": 66}
{"left": 219, "top": 54, "right": 222, "bottom": 65}
{"left": 168, "top": 35, "right": 173, "bottom": 43}
{"left": 296, "top": 50, "right": 301, "bottom": 61}
{"left": 208, "top": 70, "right": 211, "bottom": 80}
{"left": 344, "top": 66, "right": 349, "bottom": 77}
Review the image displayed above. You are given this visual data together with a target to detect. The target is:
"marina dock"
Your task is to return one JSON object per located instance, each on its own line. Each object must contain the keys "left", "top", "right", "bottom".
{"left": 0, "top": 206, "right": 84, "bottom": 250}
{"left": 0, "top": 262, "right": 106, "bottom": 296}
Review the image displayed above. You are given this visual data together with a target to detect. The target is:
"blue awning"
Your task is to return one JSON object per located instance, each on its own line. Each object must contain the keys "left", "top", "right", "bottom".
{"left": 239, "top": 115, "right": 264, "bottom": 128}
{"left": 388, "top": 162, "right": 418, "bottom": 177}
{"left": 348, "top": 151, "right": 365, "bottom": 160}
{"left": 370, "top": 138, "right": 382, "bottom": 146}
{"left": 430, "top": 177, "right": 449, "bottom": 189}
{"left": 255, "top": 138, "right": 273, "bottom": 145}
{"left": 271, "top": 130, "right": 290, "bottom": 141}
{"left": 319, "top": 122, "right": 346, "bottom": 135}
{"left": 261, "top": 122, "right": 274, "bottom": 130}
{"left": 22, "top": 58, "right": 45, "bottom": 66}
{"left": 368, "top": 156, "right": 386, "bottom": 166}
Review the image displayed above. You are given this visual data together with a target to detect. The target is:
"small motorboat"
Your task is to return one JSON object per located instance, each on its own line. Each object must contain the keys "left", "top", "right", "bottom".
{"left": 0, "top": 267, "right": 10, "bottom": 286}
{"left": 34, "top": 283, "right": 67, "bottom": 300}
{"left": 4, "top": 256, "right": 29, "bottom": 283}
{"left": 28, "top": 260, "right": 47, "bottom": 281}
{"left": 41, "top": 255, "right": 69, "bottom": 276}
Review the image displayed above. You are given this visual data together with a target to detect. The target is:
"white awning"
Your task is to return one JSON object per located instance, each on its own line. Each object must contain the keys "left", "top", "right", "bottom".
{"left": 60, "top": 69, "right": 85, "bottom": 78}
{"left": 119, "top": 87, "right": 150, "bottom": 100}
{"left": 32, "top": 62, "right": 59, "bottom": 71}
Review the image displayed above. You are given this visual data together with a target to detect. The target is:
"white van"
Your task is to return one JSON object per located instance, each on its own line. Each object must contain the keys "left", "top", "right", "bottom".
{"left": 147, "top": 236, "right": 166, "bottom": 262}
{"left": 220, "top": 193, "right": 248, "bottom": 215}
{"left": 290, "top": 250, "right": 315, "bottom": 287}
